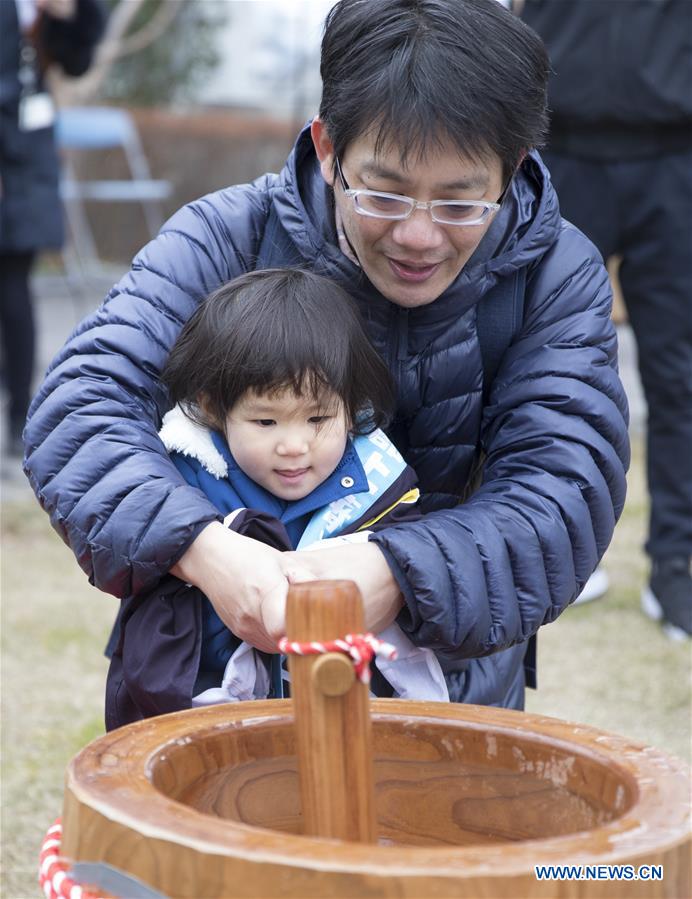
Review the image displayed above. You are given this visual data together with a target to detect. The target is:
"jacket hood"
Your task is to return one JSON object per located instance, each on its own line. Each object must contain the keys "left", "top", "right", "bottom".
{"left": 159, "top": 405, "right": 228, "bottom": 478}
{"left": 274, "top": 123, "right": 561, "bottom": 318}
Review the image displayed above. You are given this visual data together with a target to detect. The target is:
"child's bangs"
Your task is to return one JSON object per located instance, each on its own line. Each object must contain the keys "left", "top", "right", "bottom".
{"left": 262, "top": 368, "right": 341, "bottom": 408}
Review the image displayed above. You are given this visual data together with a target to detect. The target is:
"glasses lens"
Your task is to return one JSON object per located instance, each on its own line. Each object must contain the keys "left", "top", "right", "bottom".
{"left": 355, "top": 192, "right": 412, "bottom": 219}
{"left": 433, "top": 203, "right": 488, "bottom": 225}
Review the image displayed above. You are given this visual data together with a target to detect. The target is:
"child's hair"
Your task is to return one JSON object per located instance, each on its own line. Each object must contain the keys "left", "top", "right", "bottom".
{"left": 162, "top": 268, "right": 395, "bottom": 435}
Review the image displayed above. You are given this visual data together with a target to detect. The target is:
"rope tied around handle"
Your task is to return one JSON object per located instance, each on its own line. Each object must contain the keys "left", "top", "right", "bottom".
{"left": 278, "top": 633, "right": 397, "bottom": 685}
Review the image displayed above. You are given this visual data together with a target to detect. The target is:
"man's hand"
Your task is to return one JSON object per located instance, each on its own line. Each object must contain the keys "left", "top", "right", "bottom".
{"left": 281, "top": 541, "right": 403, "bottom": 633}
{"left": 38, "top": 0, "right": 77, "bottom": 20}
{"left": 171, "top": 522, "right": 289, "bottom": 653}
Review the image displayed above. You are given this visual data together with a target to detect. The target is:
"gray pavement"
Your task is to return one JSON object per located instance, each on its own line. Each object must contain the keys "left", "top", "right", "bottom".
{"left": 1, "top": 268, "right": 646, "bottom": 500}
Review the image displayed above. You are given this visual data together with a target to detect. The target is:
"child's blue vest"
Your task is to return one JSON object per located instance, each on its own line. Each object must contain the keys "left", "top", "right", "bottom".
{"left": 159, "top": 407, "right": 418, "bottom": 677}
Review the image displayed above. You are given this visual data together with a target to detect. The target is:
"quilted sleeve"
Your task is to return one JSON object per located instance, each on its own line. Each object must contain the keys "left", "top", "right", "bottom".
{"left": 370, "top": 223, "right": 630, "bottom": 657}
{"left": 23, "top": 183, "right": 272, "bottom": 598}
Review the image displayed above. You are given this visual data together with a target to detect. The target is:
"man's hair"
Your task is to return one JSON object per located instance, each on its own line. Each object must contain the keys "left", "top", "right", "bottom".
{"left": 162, "top": 268, "right": 395, "bottom": 435}
{"left": 319, "top": 0, "right": 550, "bottom": 180}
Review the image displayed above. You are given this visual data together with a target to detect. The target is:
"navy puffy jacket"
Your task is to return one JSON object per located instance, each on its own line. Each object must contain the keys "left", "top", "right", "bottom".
{"left": 24, "top": 125, "right": 629, "bottom": 706}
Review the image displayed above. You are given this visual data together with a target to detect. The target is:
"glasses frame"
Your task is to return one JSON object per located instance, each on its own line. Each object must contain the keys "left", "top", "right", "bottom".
{"left": 335, "top": 157, "right": 508, "bottom": 227}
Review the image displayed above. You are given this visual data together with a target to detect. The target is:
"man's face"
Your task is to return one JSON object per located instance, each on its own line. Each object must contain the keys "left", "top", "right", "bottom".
{"left": 312, "top": 120, "right": 506, "bottom": 308}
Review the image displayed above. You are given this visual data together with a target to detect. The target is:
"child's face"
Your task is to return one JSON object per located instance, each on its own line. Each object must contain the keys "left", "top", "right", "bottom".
{"left": 224, "top": 386, "right": 350, "bottom": 501}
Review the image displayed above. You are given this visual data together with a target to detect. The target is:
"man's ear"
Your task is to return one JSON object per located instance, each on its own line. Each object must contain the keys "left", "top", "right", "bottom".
{"left": 311, "top": 117, "right": 336, "bottom": 186}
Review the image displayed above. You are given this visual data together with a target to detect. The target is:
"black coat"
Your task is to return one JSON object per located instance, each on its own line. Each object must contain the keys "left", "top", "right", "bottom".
{"left": 522, "top": 0, "right": 692, "bottom": 159}
{"left": 0, "top": 0, "right": 105, "bottom": 252}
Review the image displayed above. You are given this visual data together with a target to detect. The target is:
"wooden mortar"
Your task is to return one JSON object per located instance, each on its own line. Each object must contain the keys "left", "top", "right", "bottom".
{"left": 60, "top": 581, "right": 691, "bottom": 897}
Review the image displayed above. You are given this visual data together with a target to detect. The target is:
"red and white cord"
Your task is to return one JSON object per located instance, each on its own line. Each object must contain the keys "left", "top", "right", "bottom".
{"left": 278, "top": 632, "right": 397, "bottom": 684}
{"left": 39, "top": 818, "right": 103, "bottom": 899}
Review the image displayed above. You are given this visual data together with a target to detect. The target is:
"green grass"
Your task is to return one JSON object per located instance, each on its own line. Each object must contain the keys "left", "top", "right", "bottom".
{"left": 1, "top": 493, "right": 113, "bottom": 899}
{"left": 1, "top": 435, "right": 690, "bottom": 898}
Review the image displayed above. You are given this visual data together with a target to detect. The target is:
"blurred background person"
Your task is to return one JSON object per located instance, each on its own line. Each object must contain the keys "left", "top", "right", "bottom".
{"left": 0, "top": 0, "right": 105, "bottom": 457}
{"left": 518, "top": 0, "right": 691, "bottom": 639}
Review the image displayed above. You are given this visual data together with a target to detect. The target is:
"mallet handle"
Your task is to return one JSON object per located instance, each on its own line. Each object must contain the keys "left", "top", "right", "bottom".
{"left": 285, "top": 579, "right": 378, "bottom": 843}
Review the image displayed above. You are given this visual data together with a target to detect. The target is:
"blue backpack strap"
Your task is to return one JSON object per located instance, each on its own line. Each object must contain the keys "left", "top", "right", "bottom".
{"left": 476, "top": 267, "right": 527, "bottom": 402}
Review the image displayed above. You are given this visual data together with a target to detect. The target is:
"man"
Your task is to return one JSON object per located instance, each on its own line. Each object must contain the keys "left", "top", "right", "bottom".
{"left": 520, "top": 0, "right": 692, "bottom": 640}
{"left": 23, "top": 0, "right": 629, "bottom": 710}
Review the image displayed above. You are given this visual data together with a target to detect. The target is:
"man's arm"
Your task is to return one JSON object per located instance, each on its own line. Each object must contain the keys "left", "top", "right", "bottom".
{"left": 38, "top": 0, "right": 107, "bottom": 77}
{"left": 283, "top": 228, "right": 629, "bottom": 658}
{"left": 23, "top": 186, "right": 272, "bottom": 598}
{"left": 379, "top": 232, "right": 627, "bottom": 656}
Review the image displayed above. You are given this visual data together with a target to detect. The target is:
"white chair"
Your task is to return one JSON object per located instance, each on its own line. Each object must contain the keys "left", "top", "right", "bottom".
{"left": 56, "top": 106, "right": 172, "bottom": 278}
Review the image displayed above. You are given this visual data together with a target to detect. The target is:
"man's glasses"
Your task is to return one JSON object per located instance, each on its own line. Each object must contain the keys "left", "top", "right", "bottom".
{"left": 335, "top": 158, "right": 506, "bottom": 227}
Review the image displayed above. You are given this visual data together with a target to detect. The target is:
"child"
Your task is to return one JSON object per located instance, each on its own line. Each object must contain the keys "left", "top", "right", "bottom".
{"left": 105, "top": 269, "right": 447, "bottom": 729}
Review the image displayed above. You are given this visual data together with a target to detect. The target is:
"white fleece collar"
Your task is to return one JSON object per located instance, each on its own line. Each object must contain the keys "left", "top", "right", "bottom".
{"left": 159, "top": 404, "right": 228, "bottom": 479}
